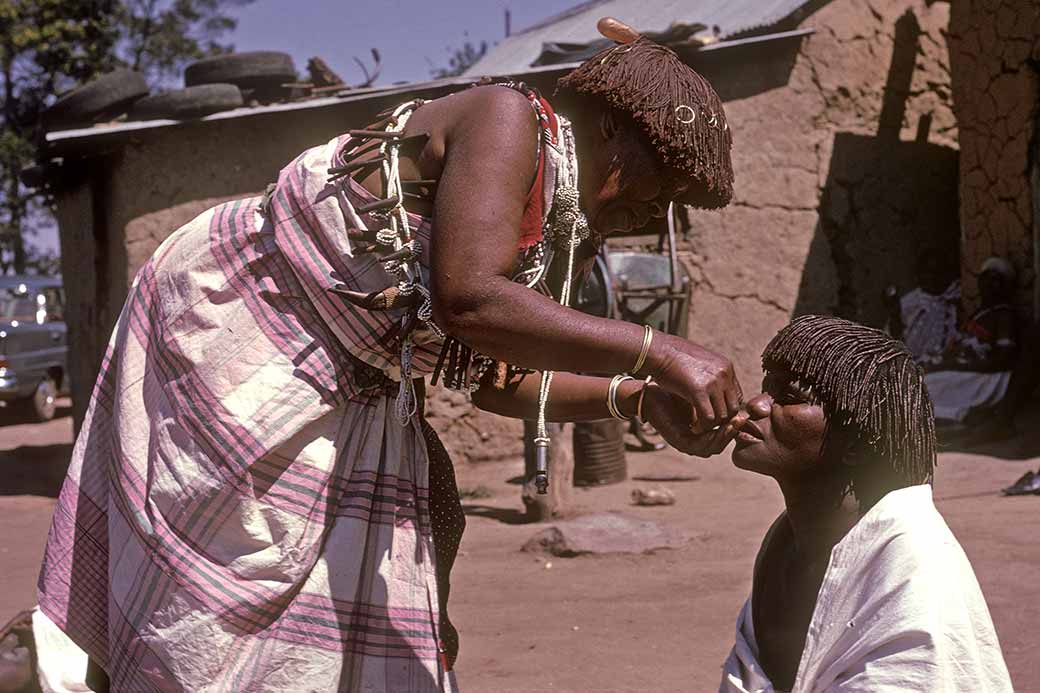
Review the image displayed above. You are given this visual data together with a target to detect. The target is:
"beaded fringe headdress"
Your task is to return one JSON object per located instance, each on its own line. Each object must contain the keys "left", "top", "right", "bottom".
{"left": 762, "top": 315, "right": 936, "bottom": 500}
{"left": 556, "top": 33, "right": 733, "bottom": 209}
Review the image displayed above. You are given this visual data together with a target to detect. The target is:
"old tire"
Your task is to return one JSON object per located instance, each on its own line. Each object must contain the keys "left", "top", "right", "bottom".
{"left": 25, "top": 375, "right": 58, "bottom": 422}
{"left": 43, "top": 69, "right": 149, "bottom": 130}
{"left": 129, "top": 83, "right": 244, "bottom": 121}
{"left": 184, "top": 51, "right": 296, "bottom": 91}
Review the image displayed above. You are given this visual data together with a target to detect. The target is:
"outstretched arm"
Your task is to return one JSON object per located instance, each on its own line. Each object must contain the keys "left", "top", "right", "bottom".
{"left": 471, "top": 372, "right": 741, "bottom": 457}
{"left": 430, "top": 87, "right": 741, "bottom": 430}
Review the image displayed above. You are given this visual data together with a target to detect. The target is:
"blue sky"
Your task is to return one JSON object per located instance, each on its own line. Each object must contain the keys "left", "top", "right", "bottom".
{"left": 232, "top": 0, "right": 578, "bottom": 86}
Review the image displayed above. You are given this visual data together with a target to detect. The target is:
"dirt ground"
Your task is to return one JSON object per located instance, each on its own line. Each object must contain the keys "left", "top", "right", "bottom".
{"left": 1, "top": 402, "right": 1037, "bottom": 692}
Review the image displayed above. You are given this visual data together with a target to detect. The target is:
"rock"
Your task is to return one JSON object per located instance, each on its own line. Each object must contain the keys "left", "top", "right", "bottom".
{"left": 521, "top": 512, "right": 686, "bottom": 557}
{"left": 631, "top": 487, "right": 676, "bottom": 506}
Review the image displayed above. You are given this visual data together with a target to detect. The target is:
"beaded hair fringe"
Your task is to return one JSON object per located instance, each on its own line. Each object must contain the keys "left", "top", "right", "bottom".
{"left": 762, "top": 315, "right": 937, "bottom": 501}
{"left": 557, "top": 38, "right": 734, "bottom": 209}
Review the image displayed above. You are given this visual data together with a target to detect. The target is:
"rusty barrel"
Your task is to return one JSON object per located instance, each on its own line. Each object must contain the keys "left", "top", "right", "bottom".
{"left": 572, "top": 419, "right": 627, "bottom": 486}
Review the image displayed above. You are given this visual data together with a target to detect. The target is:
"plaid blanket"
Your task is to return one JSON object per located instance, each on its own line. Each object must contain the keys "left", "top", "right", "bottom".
{"left": 38, "top": 133, "right": 469, "bottom": 691}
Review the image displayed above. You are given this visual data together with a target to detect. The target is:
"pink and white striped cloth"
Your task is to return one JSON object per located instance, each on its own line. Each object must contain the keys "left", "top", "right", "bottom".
{"left": 38, "top": 133, "right": 472, "bottom": 691}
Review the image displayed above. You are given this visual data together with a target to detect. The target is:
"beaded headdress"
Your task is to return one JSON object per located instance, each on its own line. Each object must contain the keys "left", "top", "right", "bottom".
{"left": 556, "top": 18, "right": 734, "bottom": 209}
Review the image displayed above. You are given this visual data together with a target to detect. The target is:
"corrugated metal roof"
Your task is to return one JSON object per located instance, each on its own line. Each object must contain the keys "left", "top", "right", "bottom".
{"left": 465, "top": 0, "right": 813, "bottom": 76}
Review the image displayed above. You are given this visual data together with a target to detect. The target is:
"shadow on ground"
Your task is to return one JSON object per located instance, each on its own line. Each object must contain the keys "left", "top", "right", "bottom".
{"left": 0, "top": 406, "right": 73, "bottom": 428}
{"left": 938, "top": 398, "right": 1040, "bottom": 462}
{"left": 461, "top": 504, "right": 531, "bottom": 525}
{"left": 0, "top": 443, "right": 72, "bottom": 497}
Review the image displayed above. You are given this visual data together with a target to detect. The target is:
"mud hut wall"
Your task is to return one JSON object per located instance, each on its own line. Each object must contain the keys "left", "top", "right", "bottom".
{"left": 949, "top": 0, "right": 1040, "bottom": 316}
{"left": 683, "top": 0, "right": 957, "bottom": 388}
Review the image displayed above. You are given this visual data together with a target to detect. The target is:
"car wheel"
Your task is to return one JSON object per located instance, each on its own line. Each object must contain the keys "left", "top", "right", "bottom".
{"left": 28, "top": 376, "right": 58, "bottom": 422}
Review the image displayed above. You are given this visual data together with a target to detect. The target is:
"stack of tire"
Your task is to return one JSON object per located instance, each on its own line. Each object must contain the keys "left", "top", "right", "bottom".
{"left": 42, "top": 52, "right": 297, "bottom": 130}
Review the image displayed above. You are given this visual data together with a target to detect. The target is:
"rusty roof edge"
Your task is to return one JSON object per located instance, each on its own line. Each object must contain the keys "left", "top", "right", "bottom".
{"left": 698, "top": 26, "right": 814, "bottom": 51}
{"left": 44, "top": 28, "right": 813, "bottom": 155}
{"left": 43, "top": 64, "right": 579, "bottom": 154}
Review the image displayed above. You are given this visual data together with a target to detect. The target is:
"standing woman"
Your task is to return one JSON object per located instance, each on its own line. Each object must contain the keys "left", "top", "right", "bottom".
{"left": 39, "top": 19, "right": 740, "bottom": 692}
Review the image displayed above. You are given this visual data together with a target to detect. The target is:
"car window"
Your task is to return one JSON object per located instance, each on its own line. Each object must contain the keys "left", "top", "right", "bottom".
{"left": 0, "top": 288, "right": 38, "bottom": 323}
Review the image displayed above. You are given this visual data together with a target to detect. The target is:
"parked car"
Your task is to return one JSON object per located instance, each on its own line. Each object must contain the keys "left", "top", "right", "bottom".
{"left": 0, "top": 276, "right": 68, "bottom": 421}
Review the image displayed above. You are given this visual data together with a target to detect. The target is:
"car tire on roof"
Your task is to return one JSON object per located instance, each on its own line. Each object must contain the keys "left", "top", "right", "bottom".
{"left": 42, "top": 69, "right": 149, "bottom": 130}
{"left": 184, "top": 51, "right": 296, "bottom": 91}
{"left": 128, "top": 84, "right": 244, "bottom": 121}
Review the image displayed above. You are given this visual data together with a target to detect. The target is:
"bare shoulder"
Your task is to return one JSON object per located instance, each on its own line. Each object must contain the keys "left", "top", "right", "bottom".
{"left": 443, "top": 85, "right": 539, "bottom": 145}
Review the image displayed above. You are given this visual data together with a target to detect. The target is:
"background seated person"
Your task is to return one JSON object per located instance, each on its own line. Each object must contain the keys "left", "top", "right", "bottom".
{"left": 924, "top": 256, "right": 1018, "bottom": 424}
{"left": 884, "top": 251, "right": 960, "bottom": 366}
{"left": 720, "top": 315, "right": 1011, "bottom": 693}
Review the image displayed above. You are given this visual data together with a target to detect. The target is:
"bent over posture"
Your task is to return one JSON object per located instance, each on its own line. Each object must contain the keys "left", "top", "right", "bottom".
{"left": 720, "top": 316, "right": 1011, "bottom": 692}
{"left": 39, "top": 19, "right": 742, "bottom": 693}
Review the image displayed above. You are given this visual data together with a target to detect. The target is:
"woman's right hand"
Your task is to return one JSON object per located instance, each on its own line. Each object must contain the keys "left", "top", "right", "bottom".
{"left": 646, "top": 333, "right": 743, "bottom": 433}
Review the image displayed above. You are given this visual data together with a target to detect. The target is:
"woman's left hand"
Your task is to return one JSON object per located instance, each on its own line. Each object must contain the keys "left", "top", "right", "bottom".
{"left": 640, "top": 383, "right": 743, "bottom": 458}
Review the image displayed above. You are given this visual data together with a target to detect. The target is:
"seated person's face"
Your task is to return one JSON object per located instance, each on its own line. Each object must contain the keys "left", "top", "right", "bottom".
{"left": 732, "top": 369, "right": 828, "bottom": 477}
{"left": 978, "top": 270, "right": 1009, "bottom": 307}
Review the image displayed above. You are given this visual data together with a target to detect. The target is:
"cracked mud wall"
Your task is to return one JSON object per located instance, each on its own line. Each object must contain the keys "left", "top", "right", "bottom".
{"left": 685, "top": 0, "right": 957, "bottom": 387}
{"left": 949, "top": 0, "right": 1040, "bottom": 315}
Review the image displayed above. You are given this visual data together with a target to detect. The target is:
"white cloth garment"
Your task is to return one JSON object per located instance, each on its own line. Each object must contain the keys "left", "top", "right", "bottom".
{"left": 31, "top": 608, "right": 90, "bottom": 693}
{"left": 899, "top": 282, "right": 959, "bottom": 364}
{"left": 720, "top": 485, "right": 1012, "bottom": 693}
{"left": 925, "top": 369, "right": 1012, "bottom": 422}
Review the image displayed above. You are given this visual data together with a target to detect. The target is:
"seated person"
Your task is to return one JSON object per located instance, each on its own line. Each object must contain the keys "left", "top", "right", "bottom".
{"left": 885, "top": 251, "right": 960, "bottom": 366}
{"left": 720, "top": 315, "right": 1011, "bottom": 692}
{"left": 924, "top": 256, "right": 1018, "bottom": 424}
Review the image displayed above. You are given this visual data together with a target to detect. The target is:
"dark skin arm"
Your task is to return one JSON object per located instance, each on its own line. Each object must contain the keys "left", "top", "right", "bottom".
{"left": 430, "top": 87, "right": 742, "bottom": 435}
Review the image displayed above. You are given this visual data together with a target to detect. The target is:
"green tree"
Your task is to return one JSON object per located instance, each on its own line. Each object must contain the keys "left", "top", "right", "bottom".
{"left": 0, "top": 0, "right": 121, "bottom": 273}
{"left": 120, "top": 0, "right": 252, "bottom": 85}
{"left": 0, "top": 0, "right": 251, "bottom": 274}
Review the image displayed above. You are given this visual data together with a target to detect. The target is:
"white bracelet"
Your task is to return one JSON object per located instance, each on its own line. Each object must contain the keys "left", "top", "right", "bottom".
{"left": 607, "top": 374, "right": 634, "bottom": 420}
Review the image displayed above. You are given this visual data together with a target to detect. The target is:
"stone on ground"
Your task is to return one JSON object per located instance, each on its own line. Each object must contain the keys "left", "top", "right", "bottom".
{"left": 521, "top": 512, "right": 686, "bottom": 556}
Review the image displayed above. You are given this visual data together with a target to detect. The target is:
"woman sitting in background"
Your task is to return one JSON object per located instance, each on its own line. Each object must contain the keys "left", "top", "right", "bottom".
{"left": 924, "top": 256, "right": 1018, "bottom": 424}
{"left": 720, "top": 315, "right": 1011, "bottom": 692}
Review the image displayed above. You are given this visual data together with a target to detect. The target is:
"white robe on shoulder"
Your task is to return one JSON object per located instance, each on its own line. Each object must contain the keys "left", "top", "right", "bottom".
{"left": 719, "top": 485, "right": 1012, "bottom": 693}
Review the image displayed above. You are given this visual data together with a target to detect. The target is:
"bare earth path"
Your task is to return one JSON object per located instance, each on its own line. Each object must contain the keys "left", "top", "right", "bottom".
{"left": 0, "top": 405, "right": 1036, "bottom": 692}
{"left": 449, "top": 432, "right": 1040, "bottom": 692}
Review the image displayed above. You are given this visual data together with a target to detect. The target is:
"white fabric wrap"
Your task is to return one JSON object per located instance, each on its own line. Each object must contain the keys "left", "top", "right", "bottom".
{"left": 720, "top": 485, "right": 1013, "bottom": 693}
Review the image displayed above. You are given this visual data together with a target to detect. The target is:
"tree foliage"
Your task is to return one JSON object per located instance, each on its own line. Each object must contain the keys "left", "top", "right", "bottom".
{"left": 0, "top": 0, "right": 251, "bottom": 274}
{"left": 120, "top": 0, "right": 252, "bottom": 85}
{"left": 430, "top": 39, "right": 488, "bottom": 79}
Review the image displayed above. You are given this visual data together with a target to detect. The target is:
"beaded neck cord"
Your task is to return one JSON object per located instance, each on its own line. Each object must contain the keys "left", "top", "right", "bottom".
{"left": 532, "top": 119, "right": 586, "bottom": 493}
{"left": 329, "top": 99, "right": 442, "bottom": 424}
